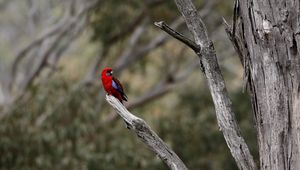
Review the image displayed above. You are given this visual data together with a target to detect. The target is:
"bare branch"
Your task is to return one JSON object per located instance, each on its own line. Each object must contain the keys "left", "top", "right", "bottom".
{"left": 222, "top": 17, "right": 250, "bottom": 92}
{"left": 113, "top": 19, "right": 182, "bottom": 73}
{"left": 232, "top": 0, "right": 239, "bottom": 37}
{"left": 154, "top": 0, "right": 258, "bottom": 169}
{"left": 102, "top": 83, "right": 171, "bottom": 124}
{"left": 154, "top": 21, "right": 199, "bottom": 52}
{"left": 222, "top": 18, "right": 244, "bottom": 63}
{"left": 105, "top": 95, "right": 188, "bottom": 170}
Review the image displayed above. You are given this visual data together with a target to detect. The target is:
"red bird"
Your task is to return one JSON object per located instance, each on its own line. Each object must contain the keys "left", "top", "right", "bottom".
{"left": 101, "top": 67, "right": 128, "bottom": 103}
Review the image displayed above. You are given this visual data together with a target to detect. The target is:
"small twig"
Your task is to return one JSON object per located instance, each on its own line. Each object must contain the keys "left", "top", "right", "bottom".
{"left": 222, "top": 18, "right": 244, "bottom": 63}
{"left": 232, "top": 0, "right": 239, "bottom": 37}
{"left": 222, "top": 17, "right": 250, "bottom": 92}
{"left": 105, "top": 95, "right": 188, "bottom": 170}
{"left": 154, "top": 21, "right": 199, "bottom": 52}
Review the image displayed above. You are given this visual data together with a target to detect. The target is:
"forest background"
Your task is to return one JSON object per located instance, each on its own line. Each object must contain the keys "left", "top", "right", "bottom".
{"left": 0, "top": 0, "right": 257, "bottom": 169}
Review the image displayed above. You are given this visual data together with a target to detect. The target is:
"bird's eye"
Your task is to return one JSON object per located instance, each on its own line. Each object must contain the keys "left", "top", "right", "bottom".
{"left": 105, "top": 70, "right": 113, "bottom": 76}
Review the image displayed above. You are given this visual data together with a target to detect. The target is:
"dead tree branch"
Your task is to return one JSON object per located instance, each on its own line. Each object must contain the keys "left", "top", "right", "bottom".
{"left": 155, "top": 0, "right": 257, "bottom": 169}
{"left": 105, "top": 95, "right": 188, "bottom": 170}
{"left": 154, "top": 21, "right": 199, "bottom": 52}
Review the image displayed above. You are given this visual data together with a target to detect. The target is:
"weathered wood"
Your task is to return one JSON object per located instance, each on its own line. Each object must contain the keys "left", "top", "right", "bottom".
{"left": 154, "top": 21, "right": 199, "bottom": 51}
{"left": 105, "top": 95, "right": 188, "bottom": 170}
{"left": 231, "top": 0, "right": 300, "bottom": 169}
{"left": 155, "top": 0, "right": 257, "bottom": 169}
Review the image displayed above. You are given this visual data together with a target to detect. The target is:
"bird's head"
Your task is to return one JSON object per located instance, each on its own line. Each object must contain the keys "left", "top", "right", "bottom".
{"left": 101, "top": 67, "right": 114, "bottom": 77}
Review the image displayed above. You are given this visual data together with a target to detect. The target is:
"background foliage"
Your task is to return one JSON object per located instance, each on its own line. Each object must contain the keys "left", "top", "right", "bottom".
{"left": 0, "top": 0, "right": 257, "bottom": 169}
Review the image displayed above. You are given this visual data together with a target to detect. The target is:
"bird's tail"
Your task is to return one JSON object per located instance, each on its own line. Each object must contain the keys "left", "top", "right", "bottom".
{"left": 122, "top": 93, "right": 128, "bottom": 101}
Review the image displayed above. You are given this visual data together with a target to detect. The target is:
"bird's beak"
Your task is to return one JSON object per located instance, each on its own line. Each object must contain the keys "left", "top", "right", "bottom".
{"left": 110, "top": 71, "right": 113, "bottom": 75}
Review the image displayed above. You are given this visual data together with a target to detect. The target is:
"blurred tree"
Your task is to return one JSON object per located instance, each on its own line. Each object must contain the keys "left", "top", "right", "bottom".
{"left": 0, "top": 0, "right": 100, "bottom": 106}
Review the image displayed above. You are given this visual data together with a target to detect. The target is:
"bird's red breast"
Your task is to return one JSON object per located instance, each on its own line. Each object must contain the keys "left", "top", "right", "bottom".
{"left": 101, "top": 67, "right": 128, "bottom": 103}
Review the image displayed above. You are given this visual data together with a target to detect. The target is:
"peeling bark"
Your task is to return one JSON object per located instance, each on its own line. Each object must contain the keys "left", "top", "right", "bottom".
{"left": 232, "top": 0, "right": 300, "bottom": 169}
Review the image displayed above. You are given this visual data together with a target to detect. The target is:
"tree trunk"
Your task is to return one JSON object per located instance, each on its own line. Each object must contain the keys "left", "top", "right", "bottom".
{"left": 236, "top": 0, "right": 300, "bottom": 169}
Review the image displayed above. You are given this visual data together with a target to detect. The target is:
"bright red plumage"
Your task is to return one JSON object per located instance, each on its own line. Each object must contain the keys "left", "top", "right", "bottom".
{"left": 101, "top": 67, "right": 128, "bottom": 103}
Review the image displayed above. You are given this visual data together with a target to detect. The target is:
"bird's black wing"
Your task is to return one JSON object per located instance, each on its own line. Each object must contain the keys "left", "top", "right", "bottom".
{"left": 112, "top": 77, "right": 128, "bottom": 101}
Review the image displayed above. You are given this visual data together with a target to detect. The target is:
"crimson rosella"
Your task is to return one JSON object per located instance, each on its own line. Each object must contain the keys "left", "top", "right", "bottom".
{"left": 101, "top": 67, "right": 128, "bottom": 103}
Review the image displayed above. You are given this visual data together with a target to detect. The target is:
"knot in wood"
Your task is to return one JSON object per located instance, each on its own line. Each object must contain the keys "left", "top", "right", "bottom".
{"left": 132, "top": 119, "right": 147, "bottom": 131}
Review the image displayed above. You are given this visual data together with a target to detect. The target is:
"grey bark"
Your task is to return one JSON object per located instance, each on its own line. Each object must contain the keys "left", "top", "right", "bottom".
{"left": 105, "top": 95, "right": 188, "bottom": 170}
{"left": 229, "top": 0, "right": 300, "bottom": 169}
{"left": 156, "top": 0, "right": 257, "bottom": 169}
